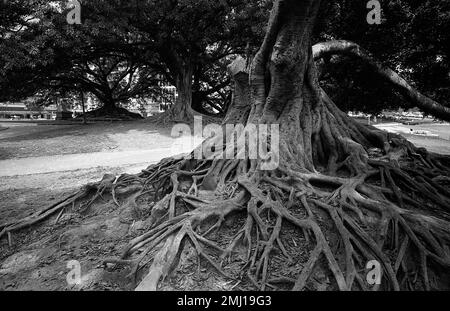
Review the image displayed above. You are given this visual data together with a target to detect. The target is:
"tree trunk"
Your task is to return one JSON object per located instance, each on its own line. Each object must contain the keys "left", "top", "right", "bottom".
{"left": 164, "top": 67, "right": 195, "bottom": 122}
{"left": 191, "top": 65, "right": 208, "bottom": 115}
{"left": 225, "top": 0, "right": 384, "bottom": 174}
{"left": 102, "top": 97, "right": 118, "bottom": 112}
{"left": 80, "top": 90, "right": 87, "bottom": 125}
{"left": 224, "top": 56, "right": 251, "bottom": 125}
{"left": 80, "top": 95, "right": 142, "bottom": 120}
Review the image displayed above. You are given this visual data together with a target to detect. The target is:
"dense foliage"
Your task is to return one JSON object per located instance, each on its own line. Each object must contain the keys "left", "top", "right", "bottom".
{"left": 316, "top": 0, "right": 449, "bottom": 115}
{"left": 0, "top": 0, "right": 447, "bottom": 117}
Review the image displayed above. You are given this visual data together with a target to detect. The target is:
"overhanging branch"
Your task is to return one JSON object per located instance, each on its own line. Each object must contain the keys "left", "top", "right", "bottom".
{"left": 313, "top": 40, "right": 450, "bottom": 121}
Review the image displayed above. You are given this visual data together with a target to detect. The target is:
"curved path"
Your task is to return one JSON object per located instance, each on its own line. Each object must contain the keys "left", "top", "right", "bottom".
{"left": 0, "top": 148, "right": 179, "bottom": 177}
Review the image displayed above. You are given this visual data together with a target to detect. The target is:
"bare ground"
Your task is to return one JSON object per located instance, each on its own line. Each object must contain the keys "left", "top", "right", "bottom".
{"left": 0, "top": 120, "right": 210, "bottom": 291}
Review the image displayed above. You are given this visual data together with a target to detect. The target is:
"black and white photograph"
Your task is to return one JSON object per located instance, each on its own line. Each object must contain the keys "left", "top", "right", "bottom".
{"left": 0, "top": 0, "right": 449, "bottom": 296}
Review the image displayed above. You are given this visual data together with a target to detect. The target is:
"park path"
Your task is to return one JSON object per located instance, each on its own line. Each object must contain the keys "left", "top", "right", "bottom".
{"left": 0, "top": 141, "right": 198, "bottom": 177}
{"left": 0, "top": 149, "right": 172, "bottom": 177}
{"left": 0, "top": 121, "right": 204, "bottom": 177}
{"left": 1, "top": 122, "right": 449, "bottom": 177}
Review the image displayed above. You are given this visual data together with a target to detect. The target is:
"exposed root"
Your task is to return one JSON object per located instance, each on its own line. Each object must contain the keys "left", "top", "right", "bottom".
{"left": 0, "top": 186, "right": 93, "bottom": 242}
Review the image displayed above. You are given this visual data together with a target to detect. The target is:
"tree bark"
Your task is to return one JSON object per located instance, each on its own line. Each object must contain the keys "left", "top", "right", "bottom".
{"left": 80, "top": 95, "right": 142, "bottom": 120}
{"left": 224, "top": 0, "right": 384, "bottom": 174}
{"left": 225, "top": 56, "right": 251, "bottom": 124}
{"left": 161, "top": 66, "right": 195, "bottom": 123}
{"left": 313, "top": 40, "right": 450, "bottom": 121}
{"left": 80, "top": 90, "right": 87, "bottom": 125}
{"left": 102, "top": 99, "right": 117, "bottom": 111}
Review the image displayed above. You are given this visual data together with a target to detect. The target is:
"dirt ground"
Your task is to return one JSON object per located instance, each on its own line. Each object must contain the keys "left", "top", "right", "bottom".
{"left": 0, "top": 120, "right": 183, "bottom": 230}
{"left": 1, "top": 120, "right": 450, "bottom": 291}
{"left": 0, "top": 120, "right": 209, "bottom": 291}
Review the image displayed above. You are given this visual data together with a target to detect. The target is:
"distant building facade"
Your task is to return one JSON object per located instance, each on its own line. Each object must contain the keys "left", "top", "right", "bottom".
{"left": 1, "top": 79, "right": 178, "bottom": 119}
{"left": 0, "top": 102, "right": 57, "bottom": 119}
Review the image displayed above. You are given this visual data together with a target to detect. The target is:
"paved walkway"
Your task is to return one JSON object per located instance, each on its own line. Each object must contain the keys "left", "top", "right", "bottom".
{"left": 0, "top": 148, "right": 184, "bottom": 177}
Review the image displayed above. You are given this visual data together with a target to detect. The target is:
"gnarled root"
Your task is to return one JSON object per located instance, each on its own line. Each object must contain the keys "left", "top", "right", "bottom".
{"left": 108, "top": 143, "right": 450, "bottom": 290}
{"left": 113, "top": 148, "right": 450, "bottom": 291}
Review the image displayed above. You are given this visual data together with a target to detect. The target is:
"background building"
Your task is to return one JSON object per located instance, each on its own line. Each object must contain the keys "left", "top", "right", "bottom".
{"left": 0, "top": 79, "right": 177, "bottom": 119}
{"left": 0, "top": 102, "right": 57, "bottom": 120}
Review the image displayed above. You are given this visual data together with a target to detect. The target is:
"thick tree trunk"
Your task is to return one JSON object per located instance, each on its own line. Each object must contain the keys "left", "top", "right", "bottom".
{"left": 313, "top": 40, "right": 450, "bottom": 121}
{"left": 80, "top": 90, "right": 87, "bottom": 125}
{"left": 163, "top": 67, "right": 195, "bottom": 122}
{"left": 225, "top": 56, "right": 251, "bottom": 125}
{"left": 249, "top": 0, "right": 324, "bottom": 170}
{"left": 225, "top": 0, "right": 383, "bottom": 174}
{"left": 191, "top": 66, "right": 209, "bottom": 115}
{"left": 79, "top": 95, "right": 142, "bottom": 120}
{"left": 102, "top": 98, "right": 117, "bottom": 111}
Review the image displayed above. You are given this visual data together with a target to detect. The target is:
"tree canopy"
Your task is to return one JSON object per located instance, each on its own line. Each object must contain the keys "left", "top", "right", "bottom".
{"left": 0, "top": 0, "right": 448, "bottom": 119}
{"left": 316, "top": 0, "right": 449, "bottom": 115}
{"left": 0, "top": 0, "right": 166, "bottom": 118}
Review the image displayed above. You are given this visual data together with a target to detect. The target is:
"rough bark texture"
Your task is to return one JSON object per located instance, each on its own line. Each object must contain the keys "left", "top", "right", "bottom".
{"left": 3, "top": 0, "right": 450, "bottom": 291}
{"left": 313, "top": 40, "right": 450, "bottom": 121}
{"left": 155, "top": 66, "right": 195, "bottom": 123}
{"left": 170, "top": 68, "right": 195, "bottom": 122}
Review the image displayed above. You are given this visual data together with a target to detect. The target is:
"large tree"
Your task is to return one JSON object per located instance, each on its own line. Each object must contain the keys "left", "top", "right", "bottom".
{"left": 0, "top": 0, "right": 165, "bottom": 119}
{"left": 123, "top": 0, "right": 269, "bottom": 122}
{"left": 2, "top": 0, "right": 450, "bottom": 291}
